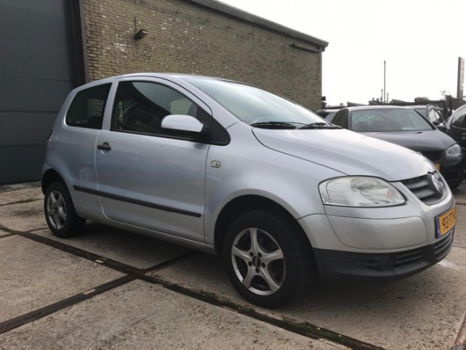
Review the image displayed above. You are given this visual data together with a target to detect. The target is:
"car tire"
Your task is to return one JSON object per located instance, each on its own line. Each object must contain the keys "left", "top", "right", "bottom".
{"left": 223, "top": 210, "right": 314, "bottom": 308}
{"left": 44, "top": 181, "right": 85, "bottom": 238}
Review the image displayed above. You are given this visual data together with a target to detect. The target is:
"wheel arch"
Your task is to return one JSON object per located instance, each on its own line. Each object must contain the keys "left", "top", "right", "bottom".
{"left": 41, "top": 169, "right": 66, "bottom": 194}
{"left": 213, "top": 195, "right": 313, "bottom": 258}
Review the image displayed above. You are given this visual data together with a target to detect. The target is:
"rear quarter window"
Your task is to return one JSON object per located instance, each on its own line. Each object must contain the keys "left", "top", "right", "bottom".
{"left": 66, "top": 84, "right": 111, "bottom": 129}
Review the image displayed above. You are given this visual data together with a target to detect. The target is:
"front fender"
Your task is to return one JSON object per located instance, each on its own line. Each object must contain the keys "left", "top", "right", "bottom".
{"left": 203, "top": 128, "right": 343, "bottom": 244}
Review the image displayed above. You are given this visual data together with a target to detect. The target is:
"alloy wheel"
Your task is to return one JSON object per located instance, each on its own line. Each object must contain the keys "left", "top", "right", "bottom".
{"left": 46, "top": 190, "right": 67, "bottom": 230}
{"left": 231, "top": 227, "right": 286, "bottom": 296}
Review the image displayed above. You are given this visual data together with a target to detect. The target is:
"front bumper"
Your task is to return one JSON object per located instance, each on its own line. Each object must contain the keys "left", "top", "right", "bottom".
{"left": 313, "top": 231, "right": 453, "bottom": 280}
{"left": 298, "top": 174, "right": 456, "bottom": 280}
{"left": 439, "top": 156, "right": 465, "bottom": 184}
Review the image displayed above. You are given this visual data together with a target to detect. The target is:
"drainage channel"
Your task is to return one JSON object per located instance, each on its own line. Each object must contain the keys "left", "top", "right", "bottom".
{"left": 0, "top": 224, "right": 20, "bottom": 239}
{"left": 0, "top": 198, "right": 42, "bottom": 207}
{"left": 9, "top": 229, "right": 387, "bottom": 350}
{"left": 0, "top": 231, "right": 197, "bottom": 336}
{"left": 0, "top": 275, "right": 135, "bottom": 335}
{"left": 139, "top": 274, "right": 384, "bottom": 350}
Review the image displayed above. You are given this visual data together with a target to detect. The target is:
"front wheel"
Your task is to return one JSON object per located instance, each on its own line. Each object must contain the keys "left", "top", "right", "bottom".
{"left": 223, "top": 211, "right": 314, "bottom": 308}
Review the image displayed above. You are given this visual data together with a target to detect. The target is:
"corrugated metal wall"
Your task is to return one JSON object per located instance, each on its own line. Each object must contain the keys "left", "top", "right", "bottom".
{"left": 0, "top": 0, "right": 79, "bottom": 184}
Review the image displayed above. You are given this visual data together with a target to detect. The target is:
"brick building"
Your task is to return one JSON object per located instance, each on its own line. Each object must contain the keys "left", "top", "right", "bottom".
{"left": 0, "top": 0, "right": 327, "bottom": 184}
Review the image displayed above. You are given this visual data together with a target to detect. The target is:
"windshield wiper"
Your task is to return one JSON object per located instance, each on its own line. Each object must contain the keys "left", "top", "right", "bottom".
{"left": 299, "top": 122, "right": 341, "bottom": 129}
{"left": 251, "top": 121, "right": 297, "bottom": 129}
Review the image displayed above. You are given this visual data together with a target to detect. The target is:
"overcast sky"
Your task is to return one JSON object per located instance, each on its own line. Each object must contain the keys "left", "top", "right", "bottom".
{"left": 219, "top": 0, "right": 466, "bottom": 105}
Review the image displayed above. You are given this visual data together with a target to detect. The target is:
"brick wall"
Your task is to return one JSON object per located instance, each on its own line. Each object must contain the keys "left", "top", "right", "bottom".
{"left": 82, "top": 0, "right": 323, "bottom": 110}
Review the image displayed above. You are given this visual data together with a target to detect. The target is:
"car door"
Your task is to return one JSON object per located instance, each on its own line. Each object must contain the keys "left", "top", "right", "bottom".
{"left": 450, "top": 107, "right": 466, "bottom": 149}
{"left": 95, "top": 78, "right": 211, "bottom": 241}
{"left": 332, "top": 109, "right": 349, "bottom": 129}
{"left": 57, "top": 83, "right": 112, "bottom": 219}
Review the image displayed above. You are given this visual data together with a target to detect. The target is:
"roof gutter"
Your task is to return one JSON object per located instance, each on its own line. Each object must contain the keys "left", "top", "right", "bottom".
{"left": 185, "top": 0, "right": 328, "bottom": 51}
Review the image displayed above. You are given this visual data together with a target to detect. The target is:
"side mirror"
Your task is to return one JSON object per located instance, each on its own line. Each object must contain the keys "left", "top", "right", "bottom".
{"left": 161, "top": 114, "right": 204, "bottom": 133}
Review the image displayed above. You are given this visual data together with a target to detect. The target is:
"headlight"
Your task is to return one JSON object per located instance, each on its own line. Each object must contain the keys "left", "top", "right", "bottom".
{"left": 445, "top": 144, "right": 462, "bottom": 158}
{"left": 319, "top": 176, "right": 405, "bottom": 207}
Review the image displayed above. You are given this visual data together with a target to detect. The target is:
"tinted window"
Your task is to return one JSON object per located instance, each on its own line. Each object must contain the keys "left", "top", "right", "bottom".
{"left": 332, "top": 110, "right": 349, "bottom": 128}
{"left": 111, "top": 81, "right": 207, "bottom": 137}
{"left": 452, "top": 108, "right": 466, "bottom": 128}
{"left": 66, "top": 84, "right": 111, "bottom": 129}
{"left": 184, "top": 77, "right": 324, "bottom": 126}
{"left": 351, "top": 109, "right": 433, "bottom": 132}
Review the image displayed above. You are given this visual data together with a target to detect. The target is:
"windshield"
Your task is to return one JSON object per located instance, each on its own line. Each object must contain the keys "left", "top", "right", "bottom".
{"left": 351, "top": 109, "right": 434, "bottom": 132}
{"left": 184, "top": 77, "right": 324, "bottom": 126}
{"left": 414, "top": 107, "right": 427, "bottom": 117}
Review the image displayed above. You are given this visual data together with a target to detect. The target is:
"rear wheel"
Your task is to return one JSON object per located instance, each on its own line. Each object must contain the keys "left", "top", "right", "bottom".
{"left": 44, "top": 182, "right": 85, "bottom": 237}
{"left": 223, "top": 210, "right": 314, "bottom": 308}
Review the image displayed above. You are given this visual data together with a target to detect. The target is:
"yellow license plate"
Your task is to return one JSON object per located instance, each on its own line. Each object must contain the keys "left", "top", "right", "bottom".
{"left": 434, "top": 163, "right": 441, "bottom": 170}
{"left": 436, "top": 207, "right": 457, "bottom": 237}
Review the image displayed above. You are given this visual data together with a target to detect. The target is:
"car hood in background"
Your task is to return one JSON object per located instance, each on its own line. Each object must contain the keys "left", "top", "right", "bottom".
{"left": 252, "top": 128, "right": 434, "bottom": 181}
{"left": 361, "top": 130, "right": 455, "bottom": 152}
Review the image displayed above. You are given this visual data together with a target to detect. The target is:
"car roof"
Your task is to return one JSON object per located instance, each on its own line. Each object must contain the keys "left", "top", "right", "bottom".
{"left": 345, "top": 105, "right": 415, "bottom": 112}
{"left": 76, "top": 73, "right": 241, "bottom": 90}
{"left": 453, "top": 104, "right": 466, "bottom": 114}
{"left": 316, "top": 108, "right": 340, "bottom": 113}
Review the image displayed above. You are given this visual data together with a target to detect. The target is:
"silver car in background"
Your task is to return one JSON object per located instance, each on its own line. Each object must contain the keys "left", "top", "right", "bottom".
{"left": 42, "top": 73, "right": 456, "bottom": 307}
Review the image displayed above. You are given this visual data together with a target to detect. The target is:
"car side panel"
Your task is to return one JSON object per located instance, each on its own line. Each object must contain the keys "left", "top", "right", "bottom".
{"left": 203, "top": 122, "right": 343, "bottom": 244}
{"left": 43, "top": 80, "right": 115, "bottom": 221}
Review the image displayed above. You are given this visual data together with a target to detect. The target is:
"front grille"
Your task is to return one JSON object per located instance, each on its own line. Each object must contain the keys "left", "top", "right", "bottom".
{"left": 434, "top": 232, "right": 454, "bottom": 259}
{"left": 401, "top": 172, "right": 445, "bottom": 205}
{"left": 352, "top": 232, "right": 453, "bottom": 271}
{"left": 393, "top": 247, "right": 424, "bottom": 268}
{"left": 421, "top": 151, "right": 442, "bottom": 162}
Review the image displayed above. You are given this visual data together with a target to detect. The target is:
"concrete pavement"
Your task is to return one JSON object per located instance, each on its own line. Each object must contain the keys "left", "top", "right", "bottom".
{"left": 1, "top": 182, "right": 466, "bottom": 349}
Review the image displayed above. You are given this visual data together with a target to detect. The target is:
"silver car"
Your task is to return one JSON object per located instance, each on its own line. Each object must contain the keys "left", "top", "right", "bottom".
{"left": 42, "top": 73, "right": 456, "bottom": 307}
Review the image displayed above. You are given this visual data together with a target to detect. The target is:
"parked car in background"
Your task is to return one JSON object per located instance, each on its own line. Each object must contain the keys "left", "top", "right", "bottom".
{"left": 411, "top": 105, "right": 447, "bottom": 130}
{"left": 446, "top": 104, "right": 466, "bottom": 154}
{"left": 42, "top": 74, "right": 456, "bottom": 307}
{"left": 332, "top": 106, "right": 464, "bottom": 189}
{"left": 315, "top": 108, "right": 339, "bottom": 122}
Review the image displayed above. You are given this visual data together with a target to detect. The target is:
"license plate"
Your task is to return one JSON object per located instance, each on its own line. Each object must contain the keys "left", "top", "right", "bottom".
{"left": 436, "top": 207, "right": 457, "bottom": 237}
{"left": 434, "top": 163, "right": 441, "bottom": 170}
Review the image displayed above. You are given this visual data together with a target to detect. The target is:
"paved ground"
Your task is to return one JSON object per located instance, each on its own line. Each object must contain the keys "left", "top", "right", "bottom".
{"left": 1, "top": 181, "right": 466, "bottom": 350}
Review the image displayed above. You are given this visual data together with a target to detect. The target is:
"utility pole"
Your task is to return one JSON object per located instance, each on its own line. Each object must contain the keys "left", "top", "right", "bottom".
{"left": 383, "top": 60, "right": 387, "bottom": 103}
{"left": 458, "top": 57, "right": 464, "bottom": 100}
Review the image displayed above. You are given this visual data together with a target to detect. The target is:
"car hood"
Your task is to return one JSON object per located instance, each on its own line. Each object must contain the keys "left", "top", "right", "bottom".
{"left": 361, "top": 129, "right": 455, "bottom": 152}
{"left": 252, "top": 128, "right": 434, "bottom": 181}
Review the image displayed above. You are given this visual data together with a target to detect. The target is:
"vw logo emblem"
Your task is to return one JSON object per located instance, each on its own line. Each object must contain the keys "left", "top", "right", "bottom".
{"left": 428, "top": 173, "right": 442, "bottom": 195}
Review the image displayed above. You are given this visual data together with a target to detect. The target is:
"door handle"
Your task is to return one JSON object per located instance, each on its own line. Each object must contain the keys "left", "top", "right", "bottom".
{"left": 97, "top": 142, "right": 111, "bottom": 152}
